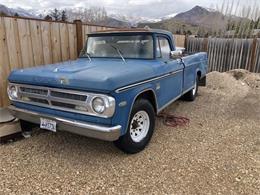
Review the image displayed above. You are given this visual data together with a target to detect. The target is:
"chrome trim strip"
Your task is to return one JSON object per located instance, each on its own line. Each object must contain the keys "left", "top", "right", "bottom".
{"left": 181, "top": 85, "right": 195, "bottom": 95}
{"left": 8, "top": 83, "right": 115, "bottom": 118}
{"left": 157, "top": 85, "right": 195, "bottom": 113}
{"left": 157, "top": 94, "right": 182, "bottom": 113}
{"left": 115, "top": 69, "right": 183, "bottom": 93}
{"left": 9, "top": 105, "right": 121, "bottom": 141}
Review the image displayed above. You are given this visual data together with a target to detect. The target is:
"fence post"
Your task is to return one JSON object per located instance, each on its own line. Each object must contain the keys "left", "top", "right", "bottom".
{"left": 74, "top": 20, "right": 83, "bottom": 56}
{"left": 249, "top": 38, "right": 257, "bottom": 72}
{"left": 184, "top": 35, "right": 188, "bottom": 51}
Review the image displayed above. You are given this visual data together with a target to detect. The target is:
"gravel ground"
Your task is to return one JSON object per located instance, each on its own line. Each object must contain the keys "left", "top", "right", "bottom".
{"left": 0, "top": 70, "right": 260, "bottom": 194}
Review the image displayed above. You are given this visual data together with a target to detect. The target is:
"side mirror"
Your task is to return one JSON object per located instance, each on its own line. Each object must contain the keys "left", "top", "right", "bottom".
{"left": 170, "top": 50, "right": 182, "bottom": 60}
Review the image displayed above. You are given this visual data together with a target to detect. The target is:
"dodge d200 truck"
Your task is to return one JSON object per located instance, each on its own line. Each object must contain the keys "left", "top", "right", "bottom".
{"left": 8, "top": 29, "right": 207, "bottom": 153}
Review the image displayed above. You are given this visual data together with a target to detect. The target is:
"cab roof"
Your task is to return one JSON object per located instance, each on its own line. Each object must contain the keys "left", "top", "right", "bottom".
{"left": 89, "top": 28, "right": 173, "bottom": 37}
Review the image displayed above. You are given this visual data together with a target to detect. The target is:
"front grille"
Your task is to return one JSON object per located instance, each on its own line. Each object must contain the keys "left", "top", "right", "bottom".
{"left": 28, "top": 97, "right": 49, "bottom": 104}
{"left": 9, "top": 83, "right": 115, "bottom": 118}
{"left": 16, "top": 84, "right": 90, "bottom": 114}
{"left": 20, "top": 87, "right": 48, "bottom": 96}
{"left": 50, "top": 91, "right": 87, "bottom": 101}
{"left": 51, "top": 101, "right": 76, "bottom": 109}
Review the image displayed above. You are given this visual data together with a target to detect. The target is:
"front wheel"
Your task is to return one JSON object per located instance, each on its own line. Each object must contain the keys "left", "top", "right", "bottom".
{"left": 114, "top": 99, "right": 155, "bottom": 154}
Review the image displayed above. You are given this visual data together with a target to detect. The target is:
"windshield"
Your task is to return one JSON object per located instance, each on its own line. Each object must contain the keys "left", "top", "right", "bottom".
{"left": 80, "top": 35, "right": 154, "bottom": 59}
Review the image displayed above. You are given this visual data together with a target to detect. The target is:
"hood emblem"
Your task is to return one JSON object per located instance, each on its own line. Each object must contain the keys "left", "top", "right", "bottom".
{"left": 59, "top": 77, "right": 69, "bottom": 85}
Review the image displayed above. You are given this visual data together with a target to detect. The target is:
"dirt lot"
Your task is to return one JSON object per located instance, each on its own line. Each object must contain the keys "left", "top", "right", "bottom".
{"left": 0, "top": 70, "right": 260, "bottom": 194}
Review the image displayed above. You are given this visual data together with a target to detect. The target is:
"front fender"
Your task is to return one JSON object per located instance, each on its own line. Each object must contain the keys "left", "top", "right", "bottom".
{"left": 111, "top": 82, "right": 157, "bottom": 136}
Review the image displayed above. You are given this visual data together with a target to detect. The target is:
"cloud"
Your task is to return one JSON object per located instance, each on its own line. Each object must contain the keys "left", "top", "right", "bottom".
{"left": 0, "top": 0, "right": 257, "bottom": 18}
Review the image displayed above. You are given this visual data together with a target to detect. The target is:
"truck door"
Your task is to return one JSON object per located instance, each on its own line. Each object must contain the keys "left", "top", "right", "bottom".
{"left": 155, "top": 36, "right": 184, "bottom": 109}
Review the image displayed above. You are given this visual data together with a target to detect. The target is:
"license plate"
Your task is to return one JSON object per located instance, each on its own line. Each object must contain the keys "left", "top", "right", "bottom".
{"left": 40, "top": 118, "right": 57, "bottom": 132}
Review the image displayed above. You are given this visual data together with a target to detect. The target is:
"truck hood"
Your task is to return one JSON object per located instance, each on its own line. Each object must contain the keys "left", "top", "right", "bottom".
{"left": 8, "top": 58, "right": 158, "bottom": 93}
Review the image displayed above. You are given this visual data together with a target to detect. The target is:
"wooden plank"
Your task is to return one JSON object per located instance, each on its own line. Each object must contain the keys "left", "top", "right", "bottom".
{"left": 237, "top": 40, "right": 244, "bottom": 69}
{"left": 50, "top": 22, "right": 62, "bottom": 63}
{"left": 256, "top": 39, "right": 260, "bottom": 73}
{"left": 96, "top": 26, "right": 102, "bottom": 32}
{"left": 207, "top": 38, "right": 212, "bottom": 71}
{"left": 216, "top": 39, "right": 222, "bottom": 71}
{"left": 220, "top": 39, "right": 225, "bottom": 72}
{"left": 84, "top": 25, "right": 91, "bottom": 46}
{"left": 242, "top": 39, "right": 250, "bottom": 70}
{"left": 231, "top": 39, "right": 239, "bottom": 70}
{"left": 213, "top": 39, "right": 219, "bottom": 71}
{"left": 29, "top": 20, "right": 44, "bottom": 66}
{"left": 208, "top": 38, "right": 214, "bottom": 71}
{"left": 0, "top": 120, "right": 21, "bottom": 139}
{"left": 92, "top": 26, "right": 98, "bottom": 33}
{"left": 202, "top": 38, "right": 208, "bottom": 52}
{"left": 4, "top": 17, "right": 22, "bottom": 70}
{"left": 13, "top": 18, "right": 23, "bottom": 69}
{"left": 41, "top": 21, "right": 53, "bottom": 64}
{"left": 68, "top": 23, "right": 77, "bottom": 60}
{"left": 74, "top": 20, "right": 83, "bottom": 56}
{"left": 249, "top": 38, "right": 257, "bottom": 72}
{"left": 175, "top": 35, "right": 185, "bottom": 48}
{"left": 17, "top": 19, "right": 34, "bottom": 68}
{"left": 226, "top": 39, "right": 234, "bottom": 71}
{"left": 224, "top": 39, "right": 231, "bottom": 72}
{"left": 82, "top": 25, "right": 85, "bottom": 48}
{"left": 60, "top": 23, "right": 70, "bottom": 61}
{"left": 0, "top": 17, "right": 11, "bottom": 107}
{"left": 230, "top": 39, "right": 236, "bottom": 70}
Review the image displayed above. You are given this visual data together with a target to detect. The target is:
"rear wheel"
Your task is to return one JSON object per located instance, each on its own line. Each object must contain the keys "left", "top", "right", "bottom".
{"left": 114, "top": 99, "right": 155, "bottom": 154}
{"left": 182, "top": 76, "right": 199, "bottom": 101}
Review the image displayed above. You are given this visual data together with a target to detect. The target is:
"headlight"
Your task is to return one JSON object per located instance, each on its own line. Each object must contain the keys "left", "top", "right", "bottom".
{"left": 92, "top": 97, "right": 106, "bottom": 114}
{"left": 7, "top": 85, "right": 18, "bottom": 100}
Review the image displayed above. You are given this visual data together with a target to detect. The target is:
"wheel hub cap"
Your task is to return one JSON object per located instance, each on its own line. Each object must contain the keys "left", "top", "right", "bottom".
{"left": 130, "top": 111, "right": 150, "bottom": 143}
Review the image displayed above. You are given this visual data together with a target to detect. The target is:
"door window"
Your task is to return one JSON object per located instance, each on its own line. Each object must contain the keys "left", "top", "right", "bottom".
{"left": 156, "top": 37, "right": 171, "bottom": 59}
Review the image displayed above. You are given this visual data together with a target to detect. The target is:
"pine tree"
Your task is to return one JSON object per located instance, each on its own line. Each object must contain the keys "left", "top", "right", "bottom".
{"left": 255, "top": 17, "right": 260, "bottom": 29}
{"left": 44, "top": 15, "right": 52, "bottom": 21}
{"left": 187, "top": 30, "right": 192, "bottom": 35}
{"left": 0, "top": 12, "right": 7, "bottom": 16}
{"left": 61, "top": 10, "right": 67, "bottom": 22}
{"left": 50, "top": 8, "right": 60, "bottom": 21}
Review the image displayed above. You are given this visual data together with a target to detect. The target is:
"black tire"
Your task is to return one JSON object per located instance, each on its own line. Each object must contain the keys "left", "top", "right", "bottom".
{"left": 20, "top": 120, "right": 35, "bottom": 138}
{"left": 182, "top": 76, "right": 199, "bottom": 101}
{"left": 114, "top": 99, "right": 155, "bottom": 154}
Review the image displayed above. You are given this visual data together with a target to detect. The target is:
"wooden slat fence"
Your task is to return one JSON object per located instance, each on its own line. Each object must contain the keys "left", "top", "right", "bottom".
{"left": 174, "top": 35, "right": 186, "bottom": 48}
{"left": 0, "top": 16, "right": 116, "bottom": 107}
{"left": 187, "top": 37, "right": 260, "bottom": 73}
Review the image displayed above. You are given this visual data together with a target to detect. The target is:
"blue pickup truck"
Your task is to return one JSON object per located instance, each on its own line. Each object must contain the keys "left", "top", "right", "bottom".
{"left": 8, "top": 29, "right": 207, "bottom": 153}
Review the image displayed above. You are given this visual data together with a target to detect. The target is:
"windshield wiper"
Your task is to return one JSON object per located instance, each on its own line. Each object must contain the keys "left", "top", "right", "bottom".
{"left": 109, "top": 44, "right": 126, "bottom": 63}
{"left": 80, "top": 49, "right": 92, "bottom": 62}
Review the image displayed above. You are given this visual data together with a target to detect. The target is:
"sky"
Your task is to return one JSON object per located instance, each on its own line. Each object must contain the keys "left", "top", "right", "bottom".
{"left": 0, "top": 0, "right": 259, "bottom": 19}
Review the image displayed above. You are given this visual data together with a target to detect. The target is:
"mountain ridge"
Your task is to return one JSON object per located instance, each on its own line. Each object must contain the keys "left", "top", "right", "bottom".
{"left": 138, "top": 5, "right": 250, "bottom": 35}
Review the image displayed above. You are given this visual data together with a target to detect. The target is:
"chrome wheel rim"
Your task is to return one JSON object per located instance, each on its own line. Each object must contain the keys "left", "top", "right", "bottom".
{"left": 130, "top": 111, "right": 150, "bottom": 143}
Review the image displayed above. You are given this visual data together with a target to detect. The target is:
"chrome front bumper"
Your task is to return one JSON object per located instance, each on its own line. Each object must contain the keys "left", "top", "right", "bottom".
{"left": 8, "top": 106, "right": 121, "bottom": 141}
